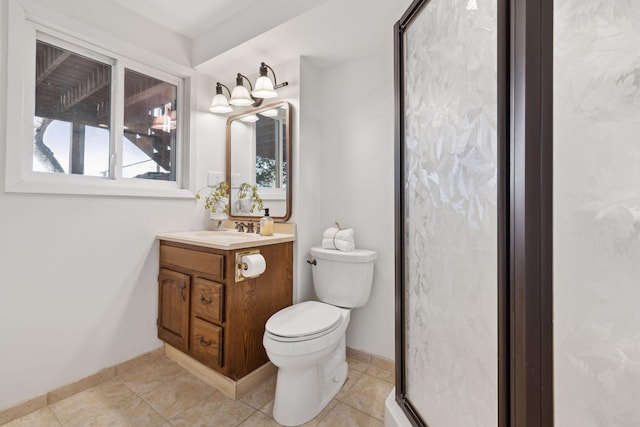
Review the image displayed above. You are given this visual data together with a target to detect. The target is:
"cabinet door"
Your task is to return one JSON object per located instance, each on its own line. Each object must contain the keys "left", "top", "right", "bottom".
{"left": 158, "top": 268, "right": 190, "bottom": 351}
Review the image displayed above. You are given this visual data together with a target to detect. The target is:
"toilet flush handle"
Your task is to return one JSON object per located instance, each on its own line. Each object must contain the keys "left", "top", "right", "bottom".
{"left": 306, "top": 257, "right": 317, "bottom": 266}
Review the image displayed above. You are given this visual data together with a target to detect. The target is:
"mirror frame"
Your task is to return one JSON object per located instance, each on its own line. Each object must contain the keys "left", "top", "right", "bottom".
{"left": 225, "top": 100, "right": 292, "bottom": 222}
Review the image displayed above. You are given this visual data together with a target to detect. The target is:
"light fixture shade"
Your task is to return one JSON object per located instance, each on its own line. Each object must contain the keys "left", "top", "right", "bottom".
{"left": 252, "top": 75, "right": 277, "bottom": 98}
{"left": 230, "top": 84, "right": 254, "bottom": 106}
{"left": 260, "top": 108, "right": 278, "bottom": 117}
{"left": 209, "top": 93, "right": 233, "bottom": 113}
{"left": 239, "top": 114, "right": 259, "bottom": 123}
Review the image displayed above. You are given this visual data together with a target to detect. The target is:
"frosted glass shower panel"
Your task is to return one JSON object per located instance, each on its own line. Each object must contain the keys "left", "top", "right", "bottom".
{"left": 402, "top": 0, "right": 498, "bottom": 425}
{"left": 553, "top": 2, "right": 640, "bottom": 425}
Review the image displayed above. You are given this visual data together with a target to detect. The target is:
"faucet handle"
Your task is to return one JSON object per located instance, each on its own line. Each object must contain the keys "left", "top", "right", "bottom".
{"left": 235, "top": 222, "right": 246, "bottom": 232}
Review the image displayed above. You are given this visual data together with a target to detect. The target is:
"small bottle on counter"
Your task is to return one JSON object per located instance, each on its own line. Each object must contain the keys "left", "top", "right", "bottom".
{"left": 260, "top": 208, "right": 274, "bottom": 236}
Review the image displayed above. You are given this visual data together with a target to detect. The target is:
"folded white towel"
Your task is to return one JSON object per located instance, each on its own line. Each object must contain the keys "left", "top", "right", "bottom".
{"left": 322, "top": 238, "right": 355, "bottom": 252}
{"left": 321, "top": 226, "right": 355, "bottom": 252}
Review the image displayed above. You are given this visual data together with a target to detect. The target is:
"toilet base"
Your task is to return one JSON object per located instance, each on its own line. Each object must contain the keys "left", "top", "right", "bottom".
{"left": 271, "top": 337, "right": 348, "bottom": 426}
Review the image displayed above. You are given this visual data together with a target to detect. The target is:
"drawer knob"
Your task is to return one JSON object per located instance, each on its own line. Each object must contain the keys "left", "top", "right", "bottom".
{"left": 199, "top": 337, "right": 212, "bottom": 347}
{"left": 200, "top": 295, "right": 212, "bottom": 305}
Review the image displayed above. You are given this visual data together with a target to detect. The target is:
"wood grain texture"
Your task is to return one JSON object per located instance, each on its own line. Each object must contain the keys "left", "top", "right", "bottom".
{"left": 158, "top": 240, "right": 293, "bottom": 380}
{"left": 157, "top": 268, "right": 190, "bottom": 351}
{"left": 191, "top": 317, "right": 223, "bottom": 367}
{"left": 191, "top": 278, "right": 224, "bottom": 325}
{"left": 224, "top": 241, "right": 293, "bottom": 379}
{"left": 160, "top": 244, "right": 225, "bottom": 280}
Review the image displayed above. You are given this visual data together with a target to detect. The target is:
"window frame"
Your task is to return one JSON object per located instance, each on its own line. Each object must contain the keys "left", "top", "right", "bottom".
{"left": 4, "top": 1, "right": 196, "bottom": 198}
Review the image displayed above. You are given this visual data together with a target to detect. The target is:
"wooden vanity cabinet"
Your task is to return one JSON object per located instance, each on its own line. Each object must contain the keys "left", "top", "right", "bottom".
{"left": 158, "top": 240, "right": 293, "bottom": 380}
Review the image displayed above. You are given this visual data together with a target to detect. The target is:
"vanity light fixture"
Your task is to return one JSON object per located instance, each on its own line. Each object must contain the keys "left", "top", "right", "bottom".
{"left": 230, "top": 73, "right": 259, "bottom": 106}
{"left": 252, "top": 62, "right": 288, "bottom": 99}
{"left": 209, "top": 62, "right": 289, "bottom": 115}
{"left": 209, "top": 83, "right": 233, "bottom": 113}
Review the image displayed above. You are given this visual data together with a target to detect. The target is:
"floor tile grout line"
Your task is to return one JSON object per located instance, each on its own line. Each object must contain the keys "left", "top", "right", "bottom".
{"left": 309, "top": 400, "right": 335, "bottom": 426}
{"left": 47, "top": 377, "right": 171, "bottom": 427}
{"left": 161, "top": 388, "right": 220, "bottom": 424}
{"left": 335, "top": 398, "right": 386, "bottom": 423}
{"left": 233, "top": 408, "right": 259, "bottom": 427}
{"left": 111, "top": 376, "right": 172, "bottom": 424}
{"left": 334, "top": 372, "right": 392, "bottom": 422}
{"left": 364, "top": 369, "right": 396, "bottom": 385}
{"left": 5, "top": 356, "right": 391, "bottom": 426}
{"left": 116, "top": 369, "right": 166, "bottom": 399}
{"left": 48, "top": 405, "right": 64, "bottom": 427}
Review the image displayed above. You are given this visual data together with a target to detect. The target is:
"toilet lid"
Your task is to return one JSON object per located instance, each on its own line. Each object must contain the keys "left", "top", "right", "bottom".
{"left": 266, "top": 301, "right": 343, "bottom": 339}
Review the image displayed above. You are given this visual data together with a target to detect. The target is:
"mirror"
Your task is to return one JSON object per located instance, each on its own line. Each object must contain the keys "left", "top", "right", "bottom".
{"left": 226, "top": 101, "right": 291, "bottom": 221}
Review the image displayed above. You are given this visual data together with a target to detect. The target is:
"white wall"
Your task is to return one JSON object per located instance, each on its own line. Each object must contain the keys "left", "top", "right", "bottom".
{"left": 292, "top": 57, "right": 325, "bottom": 304}
{"left": 315, "top": 51, "right": 397, "bottom": 360}
{"left": 270, "top": 50, "right": 397, "bottom": 362}
{"left": 0, "top": 0, "right": 212, "bottom": 412}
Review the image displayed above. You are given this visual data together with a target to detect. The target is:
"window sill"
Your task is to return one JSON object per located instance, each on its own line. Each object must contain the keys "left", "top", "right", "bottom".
{"left": 6, "top": 173, "right": 195, "bottom": 199}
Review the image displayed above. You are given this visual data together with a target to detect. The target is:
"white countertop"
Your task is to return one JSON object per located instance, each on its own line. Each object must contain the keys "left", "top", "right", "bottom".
{"left": 157, "top": 229, "right": 296, "bottom": 250}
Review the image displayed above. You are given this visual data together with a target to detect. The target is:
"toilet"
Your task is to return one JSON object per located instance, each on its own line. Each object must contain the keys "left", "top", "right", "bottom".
{"left": 263, "top": 246, "right": 377, "bottom": 426}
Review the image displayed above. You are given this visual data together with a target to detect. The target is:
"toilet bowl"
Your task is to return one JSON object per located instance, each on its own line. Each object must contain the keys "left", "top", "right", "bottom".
{"left": 263, "top": 246, "right": 377, "bottom": 426}
{"left": 263, "top": 301, "right": 351, "bottom": 426}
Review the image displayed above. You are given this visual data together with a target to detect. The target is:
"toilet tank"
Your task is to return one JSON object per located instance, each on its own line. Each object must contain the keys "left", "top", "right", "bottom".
{"left": 309, "top": 246, "right": 377, "bottom": 308}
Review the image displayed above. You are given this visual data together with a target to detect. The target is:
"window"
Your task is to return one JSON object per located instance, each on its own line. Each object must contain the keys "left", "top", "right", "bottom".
{"left": 4, "top": 9, "right": 194, "bottom": 197}
{"left": 122, "top": 69, "right": 177, "bottom": 181}
{"left": 34, "top": 40, "right": 113, "bottom": 177}
{"left": 34, "top": 38, "right": 179, "bottom": 183}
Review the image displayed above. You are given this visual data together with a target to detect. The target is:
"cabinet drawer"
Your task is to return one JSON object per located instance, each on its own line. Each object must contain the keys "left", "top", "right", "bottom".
{"left": 160, "top": 245, "right": 225, "bottom": 280}
{"left": 191, "top": 318, "right": 223, "bottom": 367}
{"left": 192, "top": 278, "right": 224, "bottom": 324}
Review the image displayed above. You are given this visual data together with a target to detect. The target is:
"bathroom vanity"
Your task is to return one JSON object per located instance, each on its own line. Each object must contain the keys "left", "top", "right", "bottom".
{"left": 156, "top": 228, "right": 294, "bottom": 398}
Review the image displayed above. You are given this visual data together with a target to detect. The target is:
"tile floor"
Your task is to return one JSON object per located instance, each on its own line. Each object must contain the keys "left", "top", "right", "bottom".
{"left": 3, "top": 355, "right": 394, "bottom": 426}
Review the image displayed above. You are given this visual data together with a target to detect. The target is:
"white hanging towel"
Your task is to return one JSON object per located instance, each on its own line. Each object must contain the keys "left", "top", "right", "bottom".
{"left": 321, "top": 223, "right": 355, "bottom": 252}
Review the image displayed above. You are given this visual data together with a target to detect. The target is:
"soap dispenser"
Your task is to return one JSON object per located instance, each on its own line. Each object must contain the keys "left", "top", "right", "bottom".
{"left": 260, "top": 208, "right": 274, "bottom": 236}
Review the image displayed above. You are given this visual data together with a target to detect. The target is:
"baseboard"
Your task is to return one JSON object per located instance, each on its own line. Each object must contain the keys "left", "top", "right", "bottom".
{"left": 0, "top": 347, "right": 164, "bottom": 425}
{"left": 346, "top": 347, "right": 394, "bottom": 373}
{"left": 163, "top": 343, "right": 276, "bottom": 400}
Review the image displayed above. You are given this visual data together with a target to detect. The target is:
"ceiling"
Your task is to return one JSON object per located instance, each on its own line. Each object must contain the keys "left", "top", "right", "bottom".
{"left": 102, "top": 0, "right": 411, "bottom": 83}
{"left": 108, "top": 0, "right": 324, "bottom": 41}
{"left": 108, "top": 0, "right": 254, "bottom": 40}
{"left": 193, "top": 0, "right": 413, "bottom": 80}
{"left": 107, "top": 0, "right": 411, "bottom": 79}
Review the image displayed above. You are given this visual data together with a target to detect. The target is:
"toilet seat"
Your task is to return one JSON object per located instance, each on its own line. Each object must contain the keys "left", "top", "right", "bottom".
{"left": 265, "top": 301, "right": 344, "bottom": 342}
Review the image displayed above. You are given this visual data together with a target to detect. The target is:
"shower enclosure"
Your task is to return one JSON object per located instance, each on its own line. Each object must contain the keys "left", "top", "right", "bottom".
{"left": 395, "top": 0, "right": 640, "bottom": 425}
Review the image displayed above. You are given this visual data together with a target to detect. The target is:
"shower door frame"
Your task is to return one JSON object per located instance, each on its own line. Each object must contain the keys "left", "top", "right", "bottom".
{"left": 394, "top": 0, "right": 554, "bottom": 425}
